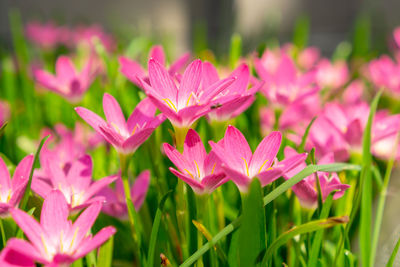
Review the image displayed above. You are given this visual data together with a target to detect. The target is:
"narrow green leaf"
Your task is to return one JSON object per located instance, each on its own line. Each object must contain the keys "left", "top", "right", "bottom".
{"left": 71, "top": 258, "right": 83, "bottom": 267}
{"left": 180, "top": 163, "right": 359, "bottom": 267}
{"left": 97, "top": 236, "right": 114, "bottom": 267}
{"left": 86, "top": 249, "right": 97, "bottom": 267}
{"left": 386, "top": 236, "right": 400, "bottom": 267}
{"left": 360, "top": 91, "right": 381, "bottom": 267}
{"left": 298, "top": 117, "right": 316, "bottom": 153}
{"left": 19, "top": 135, "right": 49, "bottom": 212}
{"left": 229, "top": 33, "right": 242, "bottom": 68}
{"left": 147, "top": 191, "right": 172, "bottom": 267}
{"left": 293, "top": 15, "right": 310, "bottom": 49}
{"left": 308, "top": 193, "right": 334, "bottom": 267}
{"left": 261, "top": 216, "right": 349, "bottom": 265}
{"left": 239, "top": 179, "right": 265, "bottom": 266}
{"left": 0, "top": 122, "right": 8, "bottom": 138}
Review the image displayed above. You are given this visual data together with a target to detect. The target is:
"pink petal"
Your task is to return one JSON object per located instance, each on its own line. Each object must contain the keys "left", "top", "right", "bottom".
{"left": 119, "top": 56, "right": 146, "bottom": 87}
{"left": 74, "top": 226, "right": 116, "bottom": 259}
{"left": 131, "top": 170, "right": 150, "bottom": 210}
{"left": 103, "top": 93, "right": 129, "bottom": 136}
{"left": 40, "top": 190, "right": 69, "bottom": 238}
{"left": 83, "top": 176, "right": 117, "bottom": 203}
{"left": 65, "top": 155, "right": 93, "bottom": 191}
{"left": 177, "top": 59, "right": 202, "bottom": 109}
{"left": 149, "top": 45, "right": 166, "bottom": 66}
{"left": 146, "top": 94, "right": 182, "bottom": 125}
{"left": 257, "top": 168, "right": 284, "bottom": 187}
{"left": 5, "top": 238, "right": 46, "bottom": 264}
{"left": 223, "top": 125, "right": 252, "bottom": 172}
{"left": 34, "top": 70, "right": 61, "bottom": 93}
{"left": 183, "top": 129, "right": 207, "bottom": 172}
{"left": 121, "top": 128, "right": 157, "bottom": 153}
{"left": 249, "top": 131, "right": 281, "bottom": 176}
{"left": 0, "top": 157, "right": 11, "bottom": 191}
{"left": 220, "top": 165, "right": 251, "bottom": 192}
{"left": 201, "top": 173, "right": 227, "bottom": 192}
{"left": 75, "top": 107, "right": 107, "bottom": 133}
{"left": 163, "top": 143, "right": 191, "bottom": 172}
{"left": 148, "top": 58, "right": 178, "bottom": 99}
{"left": 169, "top": 52, "right": 191, "bottom": 75}
{"left": 169, "top": 168, "right": 205, "bottom": 194}
{"left": 56, "top": 56, "right": 76, "bottom": 82}
{"left": 31, "top": 177, "right": 53, "bottom": 199}
{"left": 10, "top": 209, "right": 44, "bottom": 252}
{"left": 127, "top": 98, "right": 157, "bottom": 133}
{"left": 201, "top": 61, "right": 220, "bottom": 90}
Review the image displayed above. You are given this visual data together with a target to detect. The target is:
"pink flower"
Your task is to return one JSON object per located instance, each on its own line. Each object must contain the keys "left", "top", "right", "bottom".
{"left": 0, "top": 155, "right": 33, "bottom": 215}
{"left": 209, "top": 125, "right": 307, "bottom": 191}
{"left": 73, "top": 25, "right": 116, "bottom": 52}
{"left": 7, "top": 190, "right": 116, "bottom": 266}
{"left": 98, "top": 170, "right": 150, "bottom": 218}
{"left": 119, "top": 45, "right": 190, "bottom": 89}
{"left": 254, "top": 50, "right": 318, "bottom": 107}
{"left": 34, "top": 55, "right": 96, "bottom": 103}
{"left": 32, "top": 154, "right": 116, "bottom": 210}
{"left": 283, "top": 147, "right": 350, "bottom": 208}
{"left": 367, "top": 55, "right": 400, "bottom": 95}
{"left": 203, "top": 62, "right": 262, "bottom": 122}
{"left": 26, "top": 21, "right": 71, "bottom": 49}
{"left": 297, "top": 46, "right": 320, "bottom": 70}
{"left": 316, "top": 59, "right": 349, "bottom": 89}
{"left": 139, "top": 59, "right": 236, "bottom": 128}
{"left": 163, "top": 129, "right": 227, "bottom": 194}
{"left": 75, "top": 93, "right": 165, "bottom": 155}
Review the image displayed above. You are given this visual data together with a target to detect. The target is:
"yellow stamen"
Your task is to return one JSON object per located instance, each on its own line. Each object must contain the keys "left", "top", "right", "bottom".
{"left": 111, "top": 122, "right": 121, "bottom": 135}
{"left": 131, "top": 125, "right": 138, "bottom": 136}
{"left": 258, "top": 159, "right": 269, "bottom": 174}
{"left": 194, "top": 160, "right": 201, "bottom": 177}
{"left": 184, "top": 169, "right": 195, "bottom": 179}
{"left": 69, "top": 227, "right": 79, "bottom": 250}
{"left": 211, "top": 163, "right": 216, "bottom": 174}
{"left": 60, "top": 230, "right": 64, "bottom": 252}
{"left": 162, "top": 98, "right": 178, "bottom": 112}
{"left": 41, "top": 234, "right": 49, "bottom": 256}
{"left": 186, "top": 93, "right": 193, "bottom": 107}
{"left": 6, "top": 189, "right": 12, "bottom": 203}
{"left": 241, "top": 157, "right": 250, "bottom": 177}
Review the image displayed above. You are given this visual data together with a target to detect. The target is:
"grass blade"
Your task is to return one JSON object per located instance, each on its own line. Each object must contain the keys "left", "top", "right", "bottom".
{"left": 298, "top": 116, "right": 316, "bottom": 153}
{"left": 386, "top": 236, "right": 400, "bottom": 267}
{"left": 261, "top": 216, "right": 349, "bottom": 265}
{"left": 97, "top": 236, "right": 114, "bottom": 267}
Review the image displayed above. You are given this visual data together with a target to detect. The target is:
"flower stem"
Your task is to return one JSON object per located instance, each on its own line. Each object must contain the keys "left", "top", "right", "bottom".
{"left": 0, "top": 219, "right": 6, "bottom": 248}
{"left": 119, "top": 154, "right": 141, "bottom": 263}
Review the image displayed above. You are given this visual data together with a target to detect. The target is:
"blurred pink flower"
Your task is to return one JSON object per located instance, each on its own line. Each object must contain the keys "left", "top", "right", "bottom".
{"left": 316, "top": 59, "right": 349, "bottom": 89}
{"left": 26, "top": 21, "right": 71, "bottom": 49}
{"left": 283, "top": 147, "right": 350, "bottom": 208}
{"left": 209, "top": 125, "right": 307, "bottom": 191}
{"left": 255, "top": 50, "right": 318, "bottom": 107}
{"left": 297, "top": 47, "right": 321, "bottom": 70}
{"left": 34, "top": 55, "right": 97, "bottom": 103}
{"left": 32, "top": 154, "right": 116, "bottom": 210}
{"left": 0, "top": 155, "right": 33, "bottom": 216}
{"left": 140, "top": 59, "right": 236, "bottom": 128}
{"left": 163, "top": 129, "right": 227, "bottom": 194}
{"left": 119, "top": 45, "right": 190, "bottom": 89}
{"left": 7, "top": 190, "right": 116, "bottom": 266}
{"left": 368, "top": 55, "right": 400, "bottom": 95}
{"left": 76, "top": 93, "right": 165, "bottom": 155}
{"left": 98, "top": 170, "right": 150, "bottom": 217}
{"left": 73, "top": 24, "right": 116, "bottom": 52}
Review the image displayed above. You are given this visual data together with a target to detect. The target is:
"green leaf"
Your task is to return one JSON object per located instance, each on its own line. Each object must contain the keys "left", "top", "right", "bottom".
{"left": 298, "top": 117, "right": 316, "bottom": 153}
{"left": 238, "top": 179, "right": 265, "bottom": 266}
{"left": 180, "top": 163, "right": 359, "bottom": 267}
{"left": 360, "top": 91, "right": 381, "bottom": 267}
{"left": 147, "top": 191, "right": 172, "bottom": 267}
{"left": 71, "top": 258, "right": 83, "bottom": 267}
{"left": 293, "top": 15, "right": 310, "bottom": 49}
{"left": 19, "top": 135, "right": 49, "bottom": 212}
{"left": 86, "top": 249, "right": 97, "bottom": 267}
{"left": 261, "top": 216, "right": 349, "bottom": 265}
{"left": 308, "top": 193, "right": 334, "bottom": 267}
{"left": 0, "top": 122, "right": 8, "bottom": 138}
{"left": 386, "top": 236, "right": 400, "bottom": 267}
{"left": 229, "top": 33, "right": 242, "bottom": 69}
{"left": 97, "top": 236, "right": 114, "bottom": 267}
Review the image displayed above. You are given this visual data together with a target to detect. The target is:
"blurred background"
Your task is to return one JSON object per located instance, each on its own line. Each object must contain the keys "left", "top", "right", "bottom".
{"left": 1, "top": 0, "right": 400, "bottom": 57}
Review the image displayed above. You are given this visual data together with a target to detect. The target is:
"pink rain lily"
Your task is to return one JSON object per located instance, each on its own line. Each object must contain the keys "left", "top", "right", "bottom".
{"left": 34, "top": 55, "right": 96, "bottom": 103}
{"left": 203, "top": 62, "right": 263, "bottom": 122}
{"left": 139, "top": 58, "right": 236, "bottom": 128}
{"left": 119, "top": 45, "right": 190, "bottom": 89}
{"left": 307, "top": 102, "right": 400, "bottom": 161}
{"left": 0, "top": 155, "right": 33, "bottom": 215}
{"left": 26, "top": 21, "right": 71, "bottom": 49}
{"left": 98, "top": 170, "right": 150, "bottom": 218}
{"left": 316, "top": 59, "right": 349, "bottom": 89}
{"left": 6, "top": 190, "right": 116, "bottom": 266}
{"left": 73, "top": 25, "right": 116, "bottom": 52}
{"left": 367, "top": 55, "right": 400, "bottom": 95}
{"left": 76, "top": 93, "right": 165, "bottom": 155}
{"left": 254, "top": 50, "right": 318, "bottom": 107}
{"left": 283, "top": 147, "right": 350, "bottom": 208}
{"left": 32, "top": 154, "right": 116, "bottom": 210}
{"left": 297, "top": 46, "right": 320, "bottom": 70}
{"left": 209, "top": 125, "right": 307, "bottom": 191}
{"left": 163, "top": 129, "right": 227, "bottom": 194}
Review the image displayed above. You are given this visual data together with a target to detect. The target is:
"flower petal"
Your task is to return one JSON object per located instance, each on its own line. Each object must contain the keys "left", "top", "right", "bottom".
{"left": 249, "top": 131, "right": 281, "bottom": 176}
{"left": 103, "top": 93, "right": 128, "bottom": 136}
{"left": 148, "top": 58, "right": 178, "bottom": 99}
{"left": 40, "top": 190, "right": 69, "bottom": 238}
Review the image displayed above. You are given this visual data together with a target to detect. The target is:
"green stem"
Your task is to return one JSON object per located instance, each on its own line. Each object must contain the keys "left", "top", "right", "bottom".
{"left": 119, "top": 154, "right": 141, "bottom": 263}
{"left": 0, "top": 219, "right": 6, "bottom": 248}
